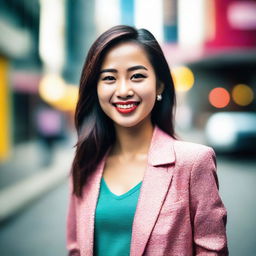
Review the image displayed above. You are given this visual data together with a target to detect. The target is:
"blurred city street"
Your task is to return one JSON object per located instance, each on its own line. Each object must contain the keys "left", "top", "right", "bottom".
{"left": 217, "top": 155, "right": 256, "bottom": 256}
{"left": 1, "top": 0, "right": 256, "bottom": 255}
{"left": 0, "top": 179, "right": 69, "bottom": 256}
{"left": 0, "top": 137, "right": 74, "bottom": 256}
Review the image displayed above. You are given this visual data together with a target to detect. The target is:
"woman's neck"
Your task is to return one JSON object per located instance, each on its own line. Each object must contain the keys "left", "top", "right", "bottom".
{"left": 112, "top": 120, "right": 154, "bottom": 160}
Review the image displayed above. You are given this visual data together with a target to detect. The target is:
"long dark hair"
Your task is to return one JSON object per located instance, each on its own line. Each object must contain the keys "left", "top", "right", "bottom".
{"left": 71, "top": 25, "right": 176, "bottom": 197}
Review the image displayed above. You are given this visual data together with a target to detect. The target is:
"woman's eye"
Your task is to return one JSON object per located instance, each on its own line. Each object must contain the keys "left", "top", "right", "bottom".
{"left": 131, "top": 73, "right": 147, "bottom": 80}
{"left": 102, "top": 76, "right": 115, "bottom": 81}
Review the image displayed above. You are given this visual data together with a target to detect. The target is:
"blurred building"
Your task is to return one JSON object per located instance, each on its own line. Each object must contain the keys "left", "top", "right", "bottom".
{"left": 0, "top": 0, "right": 96, "bottom": 162}
{"left": 0, "top": 0, "right": 41, "bottom": 160}
{"left": 162, "top": 0, "right": 256, "bottom": 132}
{"left": 1, "top": 0, "right": 256, "bottom": 162}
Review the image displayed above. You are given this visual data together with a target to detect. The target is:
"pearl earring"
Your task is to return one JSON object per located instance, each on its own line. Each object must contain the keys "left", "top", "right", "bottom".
{"left": 156, "top": 94, "right": 162, "bottom": 101}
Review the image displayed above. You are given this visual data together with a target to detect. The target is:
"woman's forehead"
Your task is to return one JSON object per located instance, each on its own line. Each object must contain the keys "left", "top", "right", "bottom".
{"left": 101, "top": 42, "right": 152, "bottom": 69}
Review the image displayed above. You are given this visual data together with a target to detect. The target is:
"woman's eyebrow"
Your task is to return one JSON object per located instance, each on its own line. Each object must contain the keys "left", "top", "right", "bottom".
{"left": 127, "top": 65, "right": 148, "bottom": 72}
{"left": 100, "top": 68, "right": 117, "bottom": 74}
{"left": 100, "top": 65, "right": 148, "bottom": 74}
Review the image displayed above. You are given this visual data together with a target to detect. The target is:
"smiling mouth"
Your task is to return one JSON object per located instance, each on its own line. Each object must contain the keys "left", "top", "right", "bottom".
{"left": 112, "top": 102, "right": 140, "bottom": 114}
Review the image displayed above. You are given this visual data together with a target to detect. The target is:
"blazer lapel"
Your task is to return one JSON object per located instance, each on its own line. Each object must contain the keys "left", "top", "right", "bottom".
{"left": 130, "top": 127, "right": 176, "bottom": 256}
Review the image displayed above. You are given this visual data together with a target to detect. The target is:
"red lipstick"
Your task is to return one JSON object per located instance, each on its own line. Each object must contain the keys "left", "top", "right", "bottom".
{"left": 113, "top": 101, "right": 140, "bottom": 114}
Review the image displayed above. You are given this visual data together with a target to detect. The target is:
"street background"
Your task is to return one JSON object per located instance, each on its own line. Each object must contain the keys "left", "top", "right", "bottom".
{"left": 0, "top": 0, "right": 256, "bottom": 255}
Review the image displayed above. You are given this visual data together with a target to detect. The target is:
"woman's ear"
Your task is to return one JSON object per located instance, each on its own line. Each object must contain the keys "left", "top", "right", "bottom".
{"left": 157, "top": 82, "right": 164, "bottom": 95}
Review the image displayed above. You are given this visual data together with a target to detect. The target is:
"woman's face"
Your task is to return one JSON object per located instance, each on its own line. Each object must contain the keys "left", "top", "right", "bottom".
{"left": 97, "top": 41, "right": 163, "bottom": 128}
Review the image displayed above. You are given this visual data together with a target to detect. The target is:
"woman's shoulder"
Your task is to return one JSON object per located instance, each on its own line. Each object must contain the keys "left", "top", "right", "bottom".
{"left": 172, "top": 138, "right": 215, "bottom": 161}
{"left": 170, "top": 139, "right": 217, "bottom": 176}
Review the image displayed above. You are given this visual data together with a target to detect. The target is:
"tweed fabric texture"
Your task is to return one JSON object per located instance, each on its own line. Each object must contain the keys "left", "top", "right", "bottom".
{"left": 66, "top": 126, "right": 228, "bottom": 256}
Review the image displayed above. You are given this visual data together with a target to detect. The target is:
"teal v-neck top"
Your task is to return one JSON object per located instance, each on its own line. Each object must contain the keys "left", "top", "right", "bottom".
{"left": 94, "top": 178, "right": 142, "bottom": 256}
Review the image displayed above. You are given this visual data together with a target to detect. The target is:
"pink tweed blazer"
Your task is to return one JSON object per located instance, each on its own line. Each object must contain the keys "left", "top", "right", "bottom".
{"left": 66, "top": 126, "right": 228, "bottom": 256}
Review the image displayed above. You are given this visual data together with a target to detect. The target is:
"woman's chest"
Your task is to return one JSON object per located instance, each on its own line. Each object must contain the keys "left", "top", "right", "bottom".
{"left": 102, "top": 156, "right": 147, "bottom": 196}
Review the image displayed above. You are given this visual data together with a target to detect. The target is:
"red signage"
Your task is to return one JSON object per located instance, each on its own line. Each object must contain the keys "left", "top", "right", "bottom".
{"left": 206, "top": 0, "right": 256, "bottom": 48}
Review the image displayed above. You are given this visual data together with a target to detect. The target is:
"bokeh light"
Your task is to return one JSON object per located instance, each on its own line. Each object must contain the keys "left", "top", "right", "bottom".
{"left": 232, "top": 84, "right": 254, "bottom": 106}
{"left": 38, "top": 74, "right": 66, "bottom": 104}
{"left": 52, "top": 85, "right": 79, "bottom": 112}
{"left": 171, "top": 66, "right": 195, "bottom": 92}
{"left": 39, "top": 74, "right": 79, "bottom": 112}
{"left": 209, "top": 87, "right": 230, "bottom": 108}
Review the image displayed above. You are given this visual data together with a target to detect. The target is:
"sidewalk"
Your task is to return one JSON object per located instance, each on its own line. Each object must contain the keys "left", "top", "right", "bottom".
{"left": 0, "top": 137, "right": 75, "bottom": 223}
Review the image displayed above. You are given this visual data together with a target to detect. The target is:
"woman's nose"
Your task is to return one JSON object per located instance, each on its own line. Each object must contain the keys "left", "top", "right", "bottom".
{"left": 115, "top": 79, "right": 134, "bottom": 98}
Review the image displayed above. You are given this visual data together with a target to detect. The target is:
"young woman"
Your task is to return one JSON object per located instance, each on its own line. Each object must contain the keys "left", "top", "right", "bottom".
{"left": 66, "top": 25, "right": 228, "bottom": 256}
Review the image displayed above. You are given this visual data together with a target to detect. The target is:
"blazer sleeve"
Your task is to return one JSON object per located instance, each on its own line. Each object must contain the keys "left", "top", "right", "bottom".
{"left": 189, "top": 147, "right": 228, "bottom": 256}
{"left": 66, "top": 176, "right": 81, "bottom": 256}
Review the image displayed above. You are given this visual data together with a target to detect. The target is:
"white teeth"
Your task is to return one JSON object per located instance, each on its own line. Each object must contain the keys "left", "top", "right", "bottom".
{"left": 116, "top": 104, "right": 136, "bottom": 109}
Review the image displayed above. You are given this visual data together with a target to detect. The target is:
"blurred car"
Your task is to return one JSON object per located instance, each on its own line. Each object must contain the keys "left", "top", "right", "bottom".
{"left": 205, "top": 112, "right": 256, "bottom": 153}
